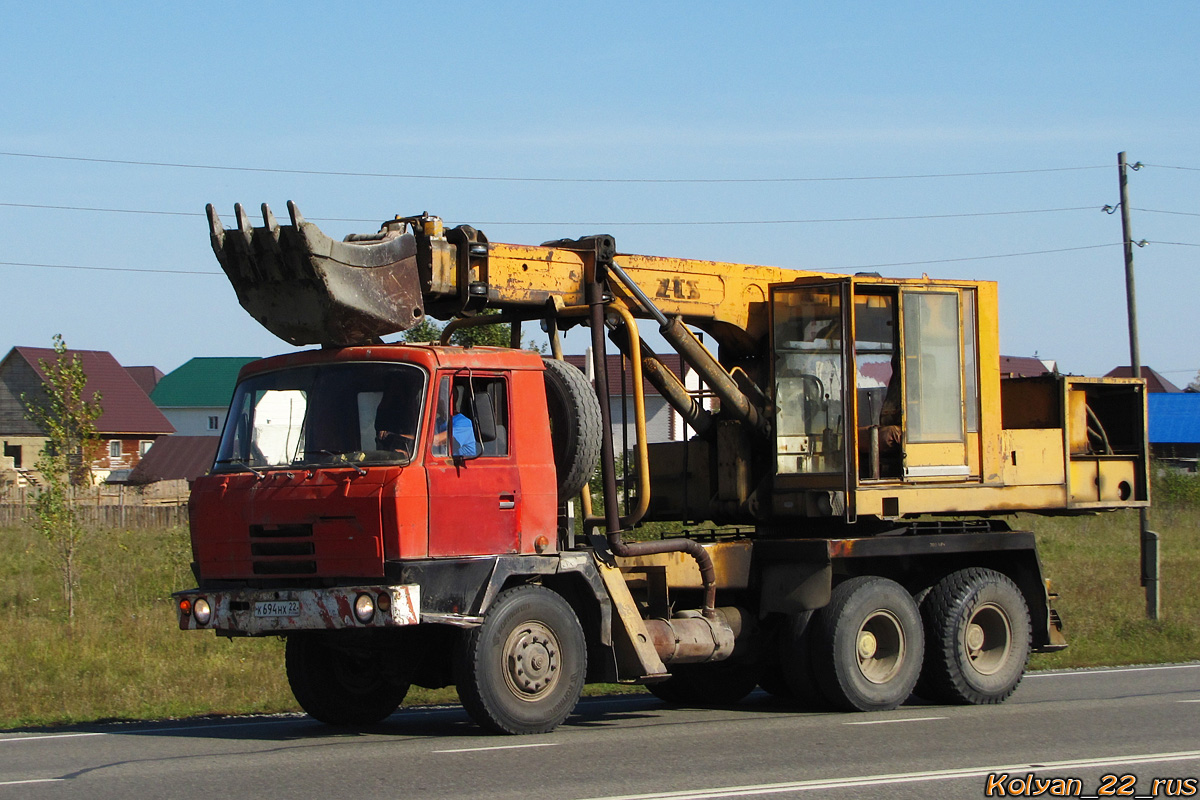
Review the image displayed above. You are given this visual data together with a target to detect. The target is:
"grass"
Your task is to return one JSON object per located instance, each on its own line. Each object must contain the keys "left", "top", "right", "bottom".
{"left": 1, "top": 469, "right": 1197, "bottom": 729}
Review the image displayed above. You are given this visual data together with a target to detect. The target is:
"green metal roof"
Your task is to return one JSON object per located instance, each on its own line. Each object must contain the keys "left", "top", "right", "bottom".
{"left": 150, "top": 357, "right": 258, "bottom": 408}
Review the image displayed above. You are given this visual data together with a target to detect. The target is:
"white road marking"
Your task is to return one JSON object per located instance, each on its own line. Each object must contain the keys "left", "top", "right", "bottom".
{"left": 0, "top": 731, "right": 106, "bottom": 743}
{"left": 0, "top": 778, "right": 64, "bottom": 786}
{"left": 1026, "top": 662, "right": 1200, "bottom": 678}
{"left": 843, "top": 715, "right": 947, "bottom": 726}
{"left": 572, "top": 750, "right": 1200, "bottom": 800}
{"left": 434, "top": 742, "right": 560, "bottom": 754}
{"left": 1179, "top": 699, "right": 1200, "bottom": 703}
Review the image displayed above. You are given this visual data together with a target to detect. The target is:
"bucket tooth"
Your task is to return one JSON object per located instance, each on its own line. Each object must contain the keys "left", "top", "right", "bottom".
{"left": 234, "top": 203, "right": 254, "bottom": 247}
{"left": 262, "top": 203, "right": 280, "bottom": 236}
{"left": 287, "top": 200, "right": 305, "bottom": 227}
{"left": 205, "top": 203, "right": 225, "bottom": 250}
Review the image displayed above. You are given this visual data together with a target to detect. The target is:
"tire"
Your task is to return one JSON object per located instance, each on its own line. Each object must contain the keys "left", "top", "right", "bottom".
{"left": 543, "top": 358, "right": 603, "bottom": 500}
{"left": 455, "top": 585, "right": 587, "bottom": 735}
{"left": 809, "top": 576, "right": 923, "bottom": 712}
{"left": 776, "top": 610, "right": 831, "bottom": 709}
{"left": 285, "top": 633, "right": 409, "bottom": 725}
{"left": 648, "top": 660, "right": 760, "bottom": 707}
{"left": 916, "top": 568, "right": 1031, "bottom": 705}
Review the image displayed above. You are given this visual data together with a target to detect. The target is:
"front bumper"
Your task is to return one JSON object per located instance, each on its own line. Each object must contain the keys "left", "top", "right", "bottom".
{"left": 174, "top": 584, "right": 420, "bottom": 635}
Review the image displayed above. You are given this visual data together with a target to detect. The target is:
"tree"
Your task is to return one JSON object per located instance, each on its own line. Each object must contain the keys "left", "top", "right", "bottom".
{"left": 1188, "top": 369, "right": 1200, "bottom": 393}
{"left": 21, "top": 334, "right": 103, "bottom": 620}
{"left": 401, "top": 311, "right": 544, "bottom": 352}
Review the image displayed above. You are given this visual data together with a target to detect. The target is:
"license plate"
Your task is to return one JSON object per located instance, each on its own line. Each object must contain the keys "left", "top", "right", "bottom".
{"left": 254, "top": 600, "right": 301, "bottom": 617}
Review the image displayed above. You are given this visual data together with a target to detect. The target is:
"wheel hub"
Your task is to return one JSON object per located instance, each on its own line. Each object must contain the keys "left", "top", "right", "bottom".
{"left": 856, "top": 609, "right": 905, "bottom": 684}
{"left": 857, "top": 630, "right": 878, "bottom": 660}
{"left": 964, "top": 602, "right": 1012, "bottom": 676}
{"left": 504, "top": 622, "right": 560, "bottom": 698}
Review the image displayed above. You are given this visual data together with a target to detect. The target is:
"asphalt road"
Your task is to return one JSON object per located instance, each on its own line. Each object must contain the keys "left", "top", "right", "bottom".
{"left": 2, "top": 664, "right": 1198, "bottom": 800}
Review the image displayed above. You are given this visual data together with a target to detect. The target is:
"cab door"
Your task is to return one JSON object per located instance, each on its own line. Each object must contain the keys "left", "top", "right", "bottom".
{"left": 899, "top": 288, "right": 978, "bottom": 480}
{"left": 425, "top": 373, "right": 521, "bottom": 557}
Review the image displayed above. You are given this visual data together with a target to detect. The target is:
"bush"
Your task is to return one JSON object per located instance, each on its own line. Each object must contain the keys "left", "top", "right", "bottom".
{"left": 1152, "top": 464, "right": 1200, "bottom": 508}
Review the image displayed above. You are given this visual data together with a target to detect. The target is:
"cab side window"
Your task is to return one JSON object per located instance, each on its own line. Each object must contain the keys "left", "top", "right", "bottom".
{"left": 432, "top": 376, "right": 508, "bottom": 458}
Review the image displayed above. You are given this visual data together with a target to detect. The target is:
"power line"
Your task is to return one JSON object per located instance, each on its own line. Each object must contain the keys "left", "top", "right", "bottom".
{"left": 822, "top": 243, "right": 1120, "bottom": 272}
{"left": 0, "top": 200, "right": 1104, "bottom": 227}
{"left": 0, "top": 243, "right": 1125, "bottom": 278}
{"left": 1145, "top": 240, "right": 1200, "bottom": 247}
{"left": 0, "top": 150, "right": 1110, "bottom": 184}
{"left": 0, "top": 260, "right": 217, "bottom": 276}
{"left": 1143, "top": 163, "right": 1200, "bottom": 172}
{"left": 1136, "top": 208, "right": 1200, "bottom": 218}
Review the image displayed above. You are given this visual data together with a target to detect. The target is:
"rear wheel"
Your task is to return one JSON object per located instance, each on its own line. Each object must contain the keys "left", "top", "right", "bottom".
{"left": 455, "top": 585, "right": 587, "bottom": 735}
{"left": 809, "top": 576, "right": 923, "bottom": 711}
{"left": 916, "top": 568, "right": 1031, "bottom": 704}
{"left": 285, "top": 633, "right": 409, "bottom": 725}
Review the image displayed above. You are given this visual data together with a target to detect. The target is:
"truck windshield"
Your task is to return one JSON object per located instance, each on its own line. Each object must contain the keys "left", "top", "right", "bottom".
{"left": 214, "top": 362, "right": 426, "bottom": 472}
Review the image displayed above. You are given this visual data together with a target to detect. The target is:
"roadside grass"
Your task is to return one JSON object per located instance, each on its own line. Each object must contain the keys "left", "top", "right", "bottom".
{"left": 1, "top": 470, "right": 1196, "bottom": 729}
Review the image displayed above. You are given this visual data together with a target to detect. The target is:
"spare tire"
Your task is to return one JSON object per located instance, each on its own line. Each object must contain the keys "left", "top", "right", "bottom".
{"left": 543, "top": 358, "right": 603, "bottom": 500}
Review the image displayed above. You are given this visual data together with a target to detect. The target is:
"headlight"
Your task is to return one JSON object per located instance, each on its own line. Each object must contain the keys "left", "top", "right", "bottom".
{"left": 354, "top": 593, "right": 375, "bottom": 623}
{"left": 193, "top": 597, "right": 212, "bottom": 626}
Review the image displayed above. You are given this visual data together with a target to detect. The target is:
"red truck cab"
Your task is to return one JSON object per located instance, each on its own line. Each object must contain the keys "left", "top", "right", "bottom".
{"left": 182, "top": 344, "right": 559, "bottom": 632}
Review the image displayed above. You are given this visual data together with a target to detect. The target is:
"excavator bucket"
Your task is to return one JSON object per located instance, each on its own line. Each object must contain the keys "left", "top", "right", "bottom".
{"left": 207, "top": 202, "right": 426, "bottom": 347}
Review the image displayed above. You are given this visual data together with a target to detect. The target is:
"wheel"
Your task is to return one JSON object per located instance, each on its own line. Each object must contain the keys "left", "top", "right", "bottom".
{"left": 454, "top": 585, "right": 587, "bottom": 735}
{"left": 542, "top": 358, "right": 603, "bottom": 500}
{"left": 916, "top": 568, "right": 1031, "bottom": 705}
{"left": 648, "top": 660, "right": 760, "bottom": 706}
{"left": 809, "top": 576, "right": 923, "bottom": 712}
{"left": 285, "top": 633, "right": 409, "bottom": 725}
{"left": 776, "top": 610, "right": 831, "bottom": 709}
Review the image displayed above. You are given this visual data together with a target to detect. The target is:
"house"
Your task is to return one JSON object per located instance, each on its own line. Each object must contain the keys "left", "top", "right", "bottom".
{"left": 1000, "top": 355, "right": 1057, "bottom": 379}
{"left": 0, "top": 346, "right": 174, "bottom": 483}
{"left": 1105, "top": 366, "right": 1182, "bottom": 393}
{"left": 564, "top": 352, "right": 707, "bottom": 447}
{"left": 150, "top": 357, "right": 257, "bottom": 436}
{"left": 1147, "top": 393, "right": 1200, "bottom": 470}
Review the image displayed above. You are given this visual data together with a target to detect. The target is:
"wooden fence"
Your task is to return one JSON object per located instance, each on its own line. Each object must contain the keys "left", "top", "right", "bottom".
{"left": 0, "top": 481, "right": 190, "bottom": 529}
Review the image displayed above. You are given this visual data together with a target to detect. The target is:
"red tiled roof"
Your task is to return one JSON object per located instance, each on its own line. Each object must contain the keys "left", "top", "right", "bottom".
{"left": 1105, "top": 366, "right": 1181, "bottom": 393}
{"left": 128, "top": 435, "right": 218, "bottom": 483}
{"left": 999, "top": 355, "right": 1053, "bottom": 378}
{"left": 125, "top": 366, "right": 164, "bottom": 396}
{"left": 14, "top": 347, "right": 175, "bottom": 435}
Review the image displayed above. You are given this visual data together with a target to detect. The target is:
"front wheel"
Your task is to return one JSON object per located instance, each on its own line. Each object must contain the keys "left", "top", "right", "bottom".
{"left": 285, "top": 633, "right": 409, "bottom": 725}
{"left": 455, "top": 585, "right": 587, "bottom": 735}
{"left": 916, "top": 568, "right": 1031, "bottom": 705}
{"left": 809, "top": 576, "right": 924, "bottom": 711}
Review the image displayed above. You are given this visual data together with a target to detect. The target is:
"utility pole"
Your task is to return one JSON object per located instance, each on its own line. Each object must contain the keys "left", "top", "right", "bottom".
{"left": 1118, "top": 150, "right": 1160, "bottom": 620}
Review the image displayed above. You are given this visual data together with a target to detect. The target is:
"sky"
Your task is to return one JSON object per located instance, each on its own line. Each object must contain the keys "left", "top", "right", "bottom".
{"left": 2, "top": 2, "right": 1197, "bottom": 384}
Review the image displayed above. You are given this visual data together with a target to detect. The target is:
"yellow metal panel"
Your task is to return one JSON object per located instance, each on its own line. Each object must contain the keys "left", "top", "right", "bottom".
{"left": 616, "top": 541, "right": 752, "bottom": 590}
{"left": 975, "top": 281, "right": 1005, "bottom": 483}
{"left": 855, "top": 484, "right": 1069, "bottom": 516}
{"left": 1068, "top": 389, "right": 1089, "bottom": 455}
{"left": 1069, "top": 460, "right": 1098, "bottom": 503}
{"left": 1069, "top": 458, "right": 1137, "bottom": 505}
{"left": 1001, "top": 429, "right": 1067, "bottom": 486}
